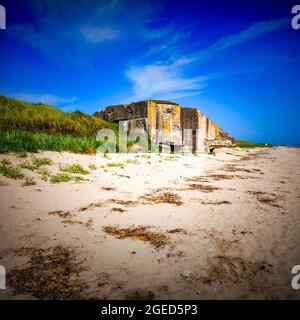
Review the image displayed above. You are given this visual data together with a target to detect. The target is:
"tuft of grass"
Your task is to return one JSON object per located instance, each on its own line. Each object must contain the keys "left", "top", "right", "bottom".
{"left": 125, "top": 159, "right": 139, "bottom": 164}
{"left": 0, "top": 163, "right": 24, "bottom": 180}
{"left": 88, "top": 164, "right": 97, "bottom": 170}
{"left": 59, "top": 164, "right": 89, "bottom": 175}
{"left": 73, "top": 176, "right": 89, "bottom": 182}
{"left": 106, "top": 162, "right": 124, "bottom": 168}
{"left": 22, "top": 177, "right": 37, "bottom": 187}
{"left": 19, "top": 157, "right": 52, "bottom": 171}
{"left": 49, "top": 172, "right": 88, "bottom": 184}
{"left": 37, "top": 167, "right": 51, "bottom": 181}
{"left": 50, "top": 173, "right": 73, "bottom": 184}
{"left": 16, "top": 151, "right": 28, "bottom": 158}
{"left": 19, "top": 160, "right": 36, "bottom": 171}
{"left": 1, "top": 158, "right": 11, "bottom": 165}
{"left": 33, "top": 157, "right": 52, "bottom": 167}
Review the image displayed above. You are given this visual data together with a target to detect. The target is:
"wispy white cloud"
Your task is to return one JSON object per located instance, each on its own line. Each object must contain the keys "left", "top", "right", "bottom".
{"left": 126, "top": 62, "right": 207, "bottom": 101}
{"left": 126, "top": 17, "right": 288, "bottom": 101}
{"left": 11, "top": 93, "right": 76, "bottom": 107}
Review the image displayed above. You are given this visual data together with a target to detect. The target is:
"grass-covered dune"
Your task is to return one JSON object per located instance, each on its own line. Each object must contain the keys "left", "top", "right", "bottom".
{"left": 234, "top": 140, "right": 273, "bottom": 148}
{"left": 0, "top": 95, "right": 117, "bottom": 154}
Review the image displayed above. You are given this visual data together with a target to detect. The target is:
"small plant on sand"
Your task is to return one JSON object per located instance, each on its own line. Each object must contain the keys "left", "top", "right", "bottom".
{"left": 33, "top": 157, "right": 52, "bottom": 167}
{"left": 125, "top": 159, "right": 139, "bottom": 164}
{"left": 106, "top": 162, "right": 124, "bottom": 168}
{"left": 0, "top": 163, "right": 24, "bottom": 180}
{"left": 50, "top": 173, "right": 73, "bottom": 184}
{"left": 22, "top": 177, "right": 37, "bottom": 187}
{"left": 16, "top": 151, "right": 28, "bottom": 158}
{"left": 19, "top": 161, "right": 37, "bottom": 171}
{"left": 1, "top": 159, "right": 12, "bottom": 165}
{"left": 73, "top": 176, "right": 89, "bottom": 182}
{"left": 19, "top": 157, "right": 52, "bottom": 171}
{"left": 37, "top": 167, "right": 51, "bottom": 181}
{"left": 164, "top": 156, "right": 177, "bottom": 161}
{"left": 59, "top": 164, "right": 89, "bottom": 175}
{"left": 88, "top": 164, "right": 97, "bottom": 170}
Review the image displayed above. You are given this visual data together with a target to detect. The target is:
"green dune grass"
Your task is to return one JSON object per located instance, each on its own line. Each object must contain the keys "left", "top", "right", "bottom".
{"left": 0, "top": 95, "right": 118, "bottom": 154}
{"left": 234, "top": 141, "right": 273, "bottom": 148}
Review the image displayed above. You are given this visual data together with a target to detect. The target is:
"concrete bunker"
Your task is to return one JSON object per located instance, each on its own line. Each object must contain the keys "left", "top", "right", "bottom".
{"left": 94, "top": 100, "right": 235, "bottom": 153}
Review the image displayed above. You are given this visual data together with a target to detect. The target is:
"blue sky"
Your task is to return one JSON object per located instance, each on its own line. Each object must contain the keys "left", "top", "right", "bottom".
{"left": 0, "top": 0, "right": 299, "bottom": 145}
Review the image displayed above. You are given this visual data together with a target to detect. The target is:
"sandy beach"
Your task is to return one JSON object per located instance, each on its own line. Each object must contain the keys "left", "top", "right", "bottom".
{"left": 0, "top": 147, "right": 300, "bottom": 299}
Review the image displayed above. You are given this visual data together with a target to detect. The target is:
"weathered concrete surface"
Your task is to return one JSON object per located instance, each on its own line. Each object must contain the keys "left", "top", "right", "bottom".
{"left": 94, "top": 100, "right": 235, "bottom": 152}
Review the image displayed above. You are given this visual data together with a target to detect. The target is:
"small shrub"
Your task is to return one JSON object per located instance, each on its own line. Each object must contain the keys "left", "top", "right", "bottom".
{"left": 22, "top": 177, "right": 37, "bottom": 187}
{"left": 73, "top": 176, "right": 89, "bottom": 182}
{"left": 0, "top": 164, "right": 24, "bottom": 180}
{"left": 38, "top": 167, "right": 51, "bottom": 181}
{"left": 125, "top": 159, "right": 139, "bottom": 164}
{"left": 59, "top": 164, "right": 89, "bottom": 175}
{"left": 50, "top": 173, "right": 73, "bottom": 184}
{"left": 164, "top": 156, "right": 177, "bottom": 161}
{"left": 1, "top": 159, "right": 11, "bottom": 165}
{"left": 19, "top": 161, "right": 36, "bottom": 171}
{"left": 16, "top": 151, "right": 28, "bottom": 158}
{"left": 106, "top": 162, "right": 124, "bottom": 168}
{"left": 19, "top": 157, "right": 52, "bottom": 171}
{"left": 33, "top": 157, "right": 52, "bottom": 167}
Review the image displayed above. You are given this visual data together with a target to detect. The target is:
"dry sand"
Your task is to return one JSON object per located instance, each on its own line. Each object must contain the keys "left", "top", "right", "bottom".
{"left": 0, "top": 147, "right": 300, "bottom": 299}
